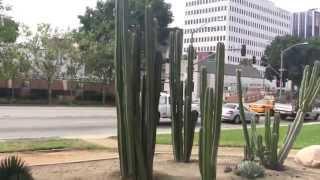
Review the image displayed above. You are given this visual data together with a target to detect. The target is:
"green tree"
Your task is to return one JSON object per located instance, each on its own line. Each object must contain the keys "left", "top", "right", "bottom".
{"left": 0, "top": 0, "right": 19, "bottom": 43}
{"left": 78, "top": 0, "right": 172, "bottom": 45}
{"left": 65, "top": 37, "right": 84, "bottom": 100}
{"left": 76, "top": 32, "right": 114, "bottom": 104}
{"left": 0, "top": 44, "right": 30, "bottom": 102}
{"left": 76, "top": 0, "right": 172, "bottom": 104}
{"left": 264, "top": 35, "right": 320, "bottom": 87}
{"left": 27, "top": 24, "right": 70, "bottom": 104}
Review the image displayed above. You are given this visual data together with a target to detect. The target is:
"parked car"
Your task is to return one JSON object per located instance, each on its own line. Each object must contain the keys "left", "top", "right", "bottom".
{"left": 222, "top": 103, "right": 258, "bottom": 124}
{"left": 274, "top": 101, "right": 320, "bottom": 120}
{"left": 249, "top": 98, "right": 275, "bottom": 115}
{"left": 158, "top": 93, "right": 200, "bottom": 118}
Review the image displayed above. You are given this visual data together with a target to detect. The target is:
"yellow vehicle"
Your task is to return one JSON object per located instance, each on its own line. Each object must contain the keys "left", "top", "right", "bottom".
{"left": 249, "top": 96, "right": 275, "bottom": 114}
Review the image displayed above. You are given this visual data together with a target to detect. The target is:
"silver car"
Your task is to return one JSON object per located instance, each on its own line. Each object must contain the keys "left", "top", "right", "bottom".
{"left": 222, "top": 103, "right": 258, "bottom": 123}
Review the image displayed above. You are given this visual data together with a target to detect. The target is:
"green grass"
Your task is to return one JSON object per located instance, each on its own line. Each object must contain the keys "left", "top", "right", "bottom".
{"left": 157, "top": 124, "right": 320, "bottom": 149}
{"left": 0, "top": 138, "right": 105, "bottom": 153}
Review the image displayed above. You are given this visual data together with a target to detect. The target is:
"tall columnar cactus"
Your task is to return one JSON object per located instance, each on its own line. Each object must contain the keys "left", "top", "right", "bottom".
{"left": 183, "top": 42, "right": 199, "bottom": 162}
{"left": 115, "top": 0, "right": 161, "bottom": 179}
{"left": 236, "top": 69, "right": 254, "bottom": 161}
{"left": 169, "top": 29, "right": 184, "bottom": 161}
{"left": 198, "top": 67, "right": 207, "bottom": 174}
{"left": 199, "top": 43, "right": 225, "bottom": 180}
{"left": 169, "top": 30, "right": 198, "bottom": 162}
{"left": 278, "top": 61, "right": 320, "bottom": 164}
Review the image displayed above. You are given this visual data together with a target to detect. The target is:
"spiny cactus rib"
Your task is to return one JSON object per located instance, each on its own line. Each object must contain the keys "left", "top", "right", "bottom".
{"left": 199, "top": 43, "right": 225, "bottom": 180}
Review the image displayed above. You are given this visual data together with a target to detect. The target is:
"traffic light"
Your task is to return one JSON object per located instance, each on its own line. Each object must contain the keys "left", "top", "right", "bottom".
{"left": 241, "top": 44, "right": 246, "bottom": 57}
{"left": 252, "top": 56, "right": 256, "bottom": 64}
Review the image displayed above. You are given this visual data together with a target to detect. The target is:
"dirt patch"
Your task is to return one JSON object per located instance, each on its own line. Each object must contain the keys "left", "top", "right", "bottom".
{"left": 31, "top": 153, "right": 320, "bottom": 180}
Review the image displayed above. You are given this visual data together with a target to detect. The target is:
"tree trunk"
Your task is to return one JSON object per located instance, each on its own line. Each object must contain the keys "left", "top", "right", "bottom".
{"left": 102, "top": 85, "right": 106, "bottom": 105}
{"left": 48, "top": 82, "right": 52, "bottom": 105}
{"left": 69, "top": 81, "right": 74, "bottom": 104}
{"left": 10, "top": 79, "right": 14, "bottom": 104}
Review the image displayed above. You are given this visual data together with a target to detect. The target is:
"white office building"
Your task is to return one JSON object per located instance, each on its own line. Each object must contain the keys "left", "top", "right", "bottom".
{"left": 183, "top": 0, "right": 292, "bottom": 72}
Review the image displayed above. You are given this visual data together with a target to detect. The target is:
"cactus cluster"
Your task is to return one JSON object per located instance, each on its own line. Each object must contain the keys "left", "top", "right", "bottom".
{"left": 278, "top": 61, "right": 320, "bottom": 164}
{"left": 199, "top": 43, "right": 225, "bottom": 180}
{"left": 237, "top": 70, "right": 282, "bottom": 170}
{"left": 115, "top": 0, "right": 161, "bottom": 179}
{"left": 256, "top": 111, "right": 281, "bottom": 170}
{"left": 169, "top": 29, "right": 198, "bottom": 162}
{"left": 237, "top": 61, "right": 320, "bottom": 170}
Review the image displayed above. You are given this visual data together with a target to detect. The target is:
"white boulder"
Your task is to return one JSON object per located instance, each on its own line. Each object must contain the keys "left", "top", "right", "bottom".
{"left": 295, "top": 145, "right": 320, "bottom": 168}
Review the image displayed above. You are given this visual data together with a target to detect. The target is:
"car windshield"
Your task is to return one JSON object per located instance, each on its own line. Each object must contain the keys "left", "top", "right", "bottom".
{"left": 224, "top": 104, "right": 237, "bottom": 109}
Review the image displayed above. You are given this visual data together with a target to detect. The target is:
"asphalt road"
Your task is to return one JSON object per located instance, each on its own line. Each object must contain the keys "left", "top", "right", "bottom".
{"left": 0, "top": 106, "right": 318, "bottom": 140}
{"left": 0, "top": 106, "right": 117, "bottom": 139}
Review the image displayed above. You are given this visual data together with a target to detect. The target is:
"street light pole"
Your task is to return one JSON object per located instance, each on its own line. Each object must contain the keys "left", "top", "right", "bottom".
{"left": 279, "top": 42, "right": 308, "bottom": 99}
{"left": 279, "top": 50, "right": 284, "bottom": 98}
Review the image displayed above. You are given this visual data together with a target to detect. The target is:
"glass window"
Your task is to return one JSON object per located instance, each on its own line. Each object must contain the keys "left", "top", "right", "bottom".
{"left": 224, "top": 104, "right": 237, "bottom": 109}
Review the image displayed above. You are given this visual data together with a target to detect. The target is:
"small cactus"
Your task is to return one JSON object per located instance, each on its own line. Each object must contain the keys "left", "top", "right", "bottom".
{"left": 256, "top": 111, "right": 281, "bottom": 170}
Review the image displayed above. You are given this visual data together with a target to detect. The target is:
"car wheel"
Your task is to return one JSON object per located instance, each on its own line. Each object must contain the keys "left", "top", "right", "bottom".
{"left": 234, "top": 115, "right": 241, "bottom": 124}
{"left": 280, "top": 114, "right": 287, "bottom": 120}
{"left": 254, "top": 115, "right": 260, "bottom": 123}
{"left": 269, "top": 109, "right": 275, "bottom": 116}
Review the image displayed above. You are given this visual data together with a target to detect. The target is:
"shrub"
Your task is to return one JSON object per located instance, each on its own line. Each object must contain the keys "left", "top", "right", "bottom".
{"left": 0, "top": 156, "right": 34, "bottom": 180}
{"left": 235, "top": 161, "right": 265, "bottom": 179}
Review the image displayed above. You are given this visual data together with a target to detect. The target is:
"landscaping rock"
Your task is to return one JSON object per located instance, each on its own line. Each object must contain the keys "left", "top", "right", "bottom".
{"left": 295, "top": 145, "right": 320, "bottom": 168}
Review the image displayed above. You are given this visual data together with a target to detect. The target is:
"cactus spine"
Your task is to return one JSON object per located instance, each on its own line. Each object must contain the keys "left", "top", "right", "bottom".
{"left": 169, "top": 29, "right": 198, "bottom": 162}
{"left": 278, "top": 61, "right": 320, "bottom": 164}
{"left": 115, "top": 0, "right": 161, "bottom": 179}
{"left": 199, "top": 43, "right": 225, "bottom": 180}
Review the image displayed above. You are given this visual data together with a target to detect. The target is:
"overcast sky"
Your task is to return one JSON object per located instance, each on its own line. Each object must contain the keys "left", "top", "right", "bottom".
{"left": 3, "top": 0, "right": 320, "bottom": 31}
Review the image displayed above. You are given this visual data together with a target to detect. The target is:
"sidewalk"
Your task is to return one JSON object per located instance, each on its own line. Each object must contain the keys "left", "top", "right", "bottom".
{"left": 0, "top": 138, "right": 298, "bottom": 167}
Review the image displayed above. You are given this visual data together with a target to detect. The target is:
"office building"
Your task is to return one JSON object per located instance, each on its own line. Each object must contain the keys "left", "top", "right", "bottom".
{"left": 293, "top": 9, "right": 320, "bottom": 39}
{"left": 183, "top": 0, "right": 292, "bottom": 72}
